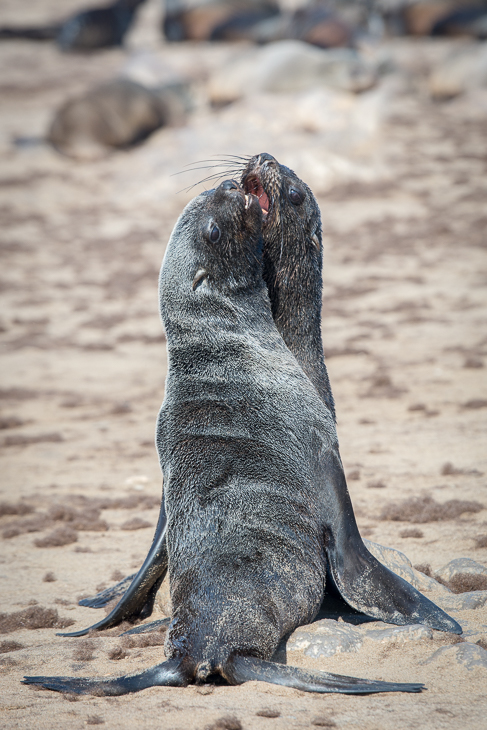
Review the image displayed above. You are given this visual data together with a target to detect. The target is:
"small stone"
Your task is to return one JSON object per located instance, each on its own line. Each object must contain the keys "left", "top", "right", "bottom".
{"left": 435, "top": 558, "right": 487, "bottom": 583}
{"left": 425, "top": 643, "right": 487, "bottom": 670}
{"left": 363, "top": 540, "right": 449, "bottom": 594}
{"left": 288, "top": 619, "right": 363, "bottom": 658}
{"left": 429, "top": 44, "right": 487, "bottom": 100}
{"left": 434, "top": 591, "right": 487, "bottom": 612}
{"left": 363, "top": 623, "right": 433, "bottom": 644}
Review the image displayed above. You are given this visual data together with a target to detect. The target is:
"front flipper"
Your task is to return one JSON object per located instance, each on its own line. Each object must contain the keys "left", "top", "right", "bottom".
{"left": 225, "top": 656, "right": 423, "bottom": 695}
{"left": 320, "top": 449, "right": 462, "bottom": 635}
{"left": 23, "top": 659, "right": 188, "bottom": 696}
{"left": 79, "top": 574, "right": 136, "bottom": 609}
{"left": 59, "top": 500, "right": 168, "bottom": 637}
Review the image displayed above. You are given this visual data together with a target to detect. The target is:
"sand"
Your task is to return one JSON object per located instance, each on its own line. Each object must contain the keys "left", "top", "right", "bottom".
{"left": 0, "top": 2, "right": 486, "bottom": 728}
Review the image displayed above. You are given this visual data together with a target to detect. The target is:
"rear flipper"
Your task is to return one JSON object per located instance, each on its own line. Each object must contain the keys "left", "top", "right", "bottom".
{"left": 320, "top": 449, "right": 462, "bottom": 635}
{"left": 79, "top": 574, "right": 136, "bottom": 609}
{"left": 225, "top": 656, "right": 424, "bottom": 695}
{"left": 122, "top": 618, "right": 171, "bottom": 635}
{"left": 59, "top": 500, "right": 168, "bottom": 637}
{"left": 23, "top": 659, "right": 188, "bottom": 696}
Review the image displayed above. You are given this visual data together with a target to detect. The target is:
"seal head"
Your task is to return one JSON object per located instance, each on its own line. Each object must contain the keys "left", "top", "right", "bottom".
{"left": 241, "top": 152, "right": 335, "bottom": 417}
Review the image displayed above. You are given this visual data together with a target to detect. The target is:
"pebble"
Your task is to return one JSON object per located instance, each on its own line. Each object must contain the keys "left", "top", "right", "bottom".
{"left": 288, "top": 619, "right": 363, "bottom": 658}
{"left": 429, "top": 44, "right": 487, "bottom": 99}
{"left": 435, "top": 558, "right": 487, "bottom": 583}
{"left": 425, "top": 643, "right": 487, "bottom": 670}
{"left": 434, "top": 591, "right": 487, "bottom": 612}
{"left": 363, "top": 539, "right": 450, "bottom": 594}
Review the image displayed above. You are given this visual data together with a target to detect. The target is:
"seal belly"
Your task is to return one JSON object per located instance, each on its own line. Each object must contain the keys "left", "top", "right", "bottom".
{"left": 165, "top": 490, "right": 326, "bottom": 665}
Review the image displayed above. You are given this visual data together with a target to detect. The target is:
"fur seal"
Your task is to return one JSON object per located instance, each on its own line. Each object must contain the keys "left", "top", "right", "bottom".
{"left": 0, "top": 0, "right": 145, "bottom": 51}
{"left": 163, "top": 0, "right": 279, "bottom": 42}
{"left": 60, "top": 154, "right": 461, "bottom": 639}
{"left": 48, "top": 78, "right": 189, "bottom": 160}
{"left": 23, "top": 181, "right": 426, "bottom": 695}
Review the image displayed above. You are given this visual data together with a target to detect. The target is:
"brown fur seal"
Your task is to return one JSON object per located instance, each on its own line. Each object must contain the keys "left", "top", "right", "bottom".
{"left": 163, "top": 0, "right": 279, "bottom": 42}
{"left": 23, "top": 180, "right": 425, "bottom": 696}
{"left": 48, "top": 78, "right": 189, "bottom": 160}
{"left": 61, "top": 154, "right": 461, "bottom": 639}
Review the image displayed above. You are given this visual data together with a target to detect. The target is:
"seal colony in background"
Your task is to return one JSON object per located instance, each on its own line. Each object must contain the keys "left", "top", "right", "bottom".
{"left": 24, "top": 157, "right": 461, "bottom": 696}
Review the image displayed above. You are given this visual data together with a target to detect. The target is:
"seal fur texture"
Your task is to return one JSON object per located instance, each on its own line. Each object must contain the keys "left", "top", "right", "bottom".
{"left": 23, "top": 181, "right": 426, "bottom": 696}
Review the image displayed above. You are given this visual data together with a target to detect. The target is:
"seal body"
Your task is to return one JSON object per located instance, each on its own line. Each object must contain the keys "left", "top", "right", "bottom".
{"left": 0, "top": 0, "right": 145, "bottom": 50}
{"left": 48, "top": 79, "right": 189, "bottom": 159}
{"left": 63, "top": 156, "right": 462, "bottom": 640}
{"left": 23, "top": 181, "right": 429, "bottom": 696}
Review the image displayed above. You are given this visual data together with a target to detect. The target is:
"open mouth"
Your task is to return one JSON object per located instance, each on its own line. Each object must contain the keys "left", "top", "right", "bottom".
{"left": 243, "top": 175, "right": 270, "bottom": 220}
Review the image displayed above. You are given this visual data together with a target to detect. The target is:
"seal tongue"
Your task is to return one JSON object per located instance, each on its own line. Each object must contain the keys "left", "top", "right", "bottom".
{"left": 244, "top": 177, "right": 269, "bottom": 215}
{"left": 259, "top": 190, "right": 269, "bottom": 215}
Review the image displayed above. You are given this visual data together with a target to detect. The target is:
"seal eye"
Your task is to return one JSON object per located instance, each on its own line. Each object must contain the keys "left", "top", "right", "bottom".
{"left": 209, "top": 224, "right": 221, "bottom": 243}
{"left": 288, "top": 187, "right": 304, "bottom": 206}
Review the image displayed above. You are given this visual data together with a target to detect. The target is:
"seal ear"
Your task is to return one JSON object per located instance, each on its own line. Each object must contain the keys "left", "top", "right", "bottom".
{"left": 192, "top": 268, "right": 208, "bottom": 290}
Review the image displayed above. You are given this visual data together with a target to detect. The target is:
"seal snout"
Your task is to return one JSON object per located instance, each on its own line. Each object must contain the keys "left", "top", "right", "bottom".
{"left": 217, "top": 179, "right": 255, "bottom": 212}
{"left": 241, "top": 153, "right": 277, "bottom": 220}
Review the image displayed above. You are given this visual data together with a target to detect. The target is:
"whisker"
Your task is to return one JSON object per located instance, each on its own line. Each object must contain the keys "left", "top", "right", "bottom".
{"left": 176, "top": 171, "right": 231, "bottom": 194}
{"left": 173, "top": 154, "right": 252, "bottom": 192}
{"left": 171, "top": 165, "right": 243, "bottom": 179}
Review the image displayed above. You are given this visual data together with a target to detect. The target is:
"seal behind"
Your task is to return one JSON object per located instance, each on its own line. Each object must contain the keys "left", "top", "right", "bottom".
{"left": 23, "top": 181, "right": 425, "bottom": 696}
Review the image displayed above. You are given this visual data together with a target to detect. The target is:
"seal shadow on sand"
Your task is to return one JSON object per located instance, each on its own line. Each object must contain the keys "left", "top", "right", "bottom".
{"left": 23, "top": 164, "right": 461, "bottom": 697}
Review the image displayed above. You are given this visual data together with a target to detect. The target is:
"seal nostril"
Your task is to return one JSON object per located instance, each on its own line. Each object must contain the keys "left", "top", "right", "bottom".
{"left": 258, "top": 153, "right": 276, "bottom": 166}
{"left": 220, "top": 179, "right": 240, "bottom": 191}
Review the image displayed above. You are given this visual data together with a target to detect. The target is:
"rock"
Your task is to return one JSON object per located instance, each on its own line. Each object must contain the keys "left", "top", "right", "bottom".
{"left": 429, "top": 43, "right": 487, "bottom": 99}
{"left": 363, "top": 539, "right": 450, "bottom": 594}
{"left": 207, "top": 40, "right": 377, "bottom": 104}
{"left": 287, "top": 618, "right": 434, "bottom": 658}
{"left": 362, "top": 622, "right": 433, "bottom": 644}
{"left": 287, "top": 619, "right": 363, "bottom": 658}
{"left": 435, "top": 558, "right": 487, "bottom": 583}
{"left": 425, "top": 642, "right": 487, "bottom": 670}
{"left": 434, "top": 591, "right": 487, "bottom": 611}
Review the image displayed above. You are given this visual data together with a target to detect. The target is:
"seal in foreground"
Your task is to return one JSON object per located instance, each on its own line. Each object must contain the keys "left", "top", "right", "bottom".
{"left": 59, "top": 155, "right": 461, "bottom": 639}
{"left": 24, "top": 181, "right": 425, "bottom": 696}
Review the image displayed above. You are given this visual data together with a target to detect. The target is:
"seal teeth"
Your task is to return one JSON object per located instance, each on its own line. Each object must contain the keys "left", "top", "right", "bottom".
{"left": 244, "top": 194, "right": 250, "bottom": 210}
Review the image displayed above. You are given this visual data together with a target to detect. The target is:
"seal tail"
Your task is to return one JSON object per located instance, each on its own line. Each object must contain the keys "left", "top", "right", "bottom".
{"left": 224, "top": 656, "right": 424, "bottom": 695}
{"left": 320, "top": 450, "right": 462, "bottom": 635}
{"left": 23, "top": 659, "right": 188, "bottom": 696}
{"left": 59, "top": 500, "right": 168, "bottom": 637}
